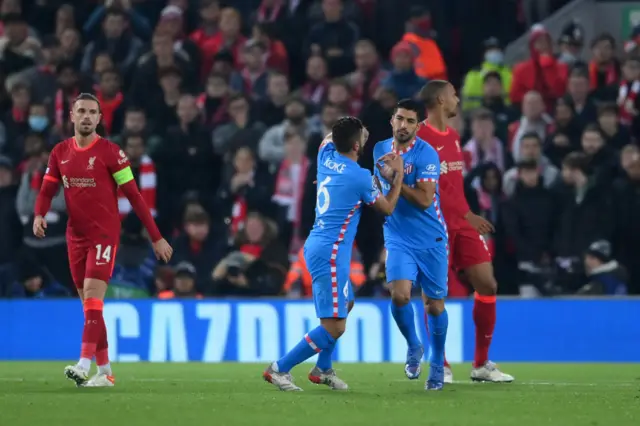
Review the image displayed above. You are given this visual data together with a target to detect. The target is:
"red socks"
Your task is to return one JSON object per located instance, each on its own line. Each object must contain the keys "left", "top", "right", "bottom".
{"left": 80, "top": 298, "right": 104, "bottom": 361}
{"left": 95, "top": 314, "right": 109, "bottom": 366}
{"left": 424, "top": 292, "right": 496, "bottom": 368}
{"left": 473, "top": 292, "right": 496, "bottom": 368}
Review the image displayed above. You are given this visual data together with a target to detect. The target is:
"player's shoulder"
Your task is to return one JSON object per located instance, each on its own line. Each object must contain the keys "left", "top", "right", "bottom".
{"left": 349, "top": 165, "right": 373, "bottom": 188}
{"left": 447, "top": 127, "right": 461, "bottom": 140}
{"left": 373, "top": 138, "right": 393, "bottom": 157}
{"left": 98, "top": 137, "right": 124, "bottom": 155}
{"left": 50, "top": 138, "right": 72, "bottom": 156}
{"left": 416, "top": 137, "right": 438, "bottom": 154}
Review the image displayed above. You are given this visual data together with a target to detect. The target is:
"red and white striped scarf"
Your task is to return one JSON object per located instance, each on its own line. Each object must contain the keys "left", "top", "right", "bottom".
{"left": 240, "top": 67, "right": 266, "bottom": 95}
{"left": 617, "top": 80, "right": 640, "bottom": 126}
{"left": 256, "top": 0, "right": 283, "bottom": 22}
{"left": 196, "top": 93, "right": 229, "bottom": 125}
{"left": 272, "top": 157, "right": 309, "bottom": 259}
{"left": 301, "top": 80, "right": 328, "bottom": 106}
{"left": 350, "top": 66, "right": 387, "bottom": 115}
{"left": 55, "top": 88, "right": 78, "bottom": 129}
{"left": 117, "top": 155, "right": 156, "bottom": 219}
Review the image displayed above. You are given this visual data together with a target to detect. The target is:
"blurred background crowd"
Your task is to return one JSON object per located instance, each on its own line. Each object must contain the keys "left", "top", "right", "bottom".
{"left": 0, "top": 0, "right": 638, "bottom": 300}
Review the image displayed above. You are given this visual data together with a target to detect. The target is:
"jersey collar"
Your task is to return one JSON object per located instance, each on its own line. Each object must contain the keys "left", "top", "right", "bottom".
{"left": 392, "top": 138, "right": 417, "bottom": 155}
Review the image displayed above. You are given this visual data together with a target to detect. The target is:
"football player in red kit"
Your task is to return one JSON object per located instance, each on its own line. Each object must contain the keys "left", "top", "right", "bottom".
{"left": 417, "top": 81, "right": 514, "bottom": 383}
{"left": 34, "top": 93, "right": 173, "bottom": 387}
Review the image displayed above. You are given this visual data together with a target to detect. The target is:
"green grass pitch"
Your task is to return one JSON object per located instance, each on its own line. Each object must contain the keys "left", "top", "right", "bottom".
{"left": 0, "top": 363, "right": 638, "bottom": 426}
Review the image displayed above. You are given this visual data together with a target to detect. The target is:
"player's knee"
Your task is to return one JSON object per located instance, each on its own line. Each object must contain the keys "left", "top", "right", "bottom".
{"left": 82, "top": 278, "right": 108, "bottom": 300}
{"left": 391, "top": 285, "right": 411, "bottom": 306}
{"left": 475, "top": 277, "right": 497, "bottom": 296}
{"left": 467, "top": 263, "right": 498, "bottom": 296}
{"left": 425, "top": 298, "right": 445, "bottom": 316}
{"left": 320, "top": 318, "right": 346, "bottom": 339}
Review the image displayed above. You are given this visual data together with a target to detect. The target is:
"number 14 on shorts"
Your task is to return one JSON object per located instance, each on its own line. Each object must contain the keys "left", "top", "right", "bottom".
{"left": 95, "top": 244, "right": 113, "bottom": 265}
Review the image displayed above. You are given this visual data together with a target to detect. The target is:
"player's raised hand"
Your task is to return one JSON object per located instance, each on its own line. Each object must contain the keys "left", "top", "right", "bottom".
{"left": 33, "top": 215, "right": 47, "bottom": 238}
{"left": 386, "top": 153, "right": 404, "bottom": 174}
{"left": 466, "top": 213, "right": 495, "bottom": 234}
{"left": 153, "top": 238, "right": 174, "bottom": 263}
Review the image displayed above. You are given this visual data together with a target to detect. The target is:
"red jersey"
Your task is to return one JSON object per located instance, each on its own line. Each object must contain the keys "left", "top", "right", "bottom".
{"left": 417, "top": 122, "right": 472, "bottom": 231}
{"left": 44, "top": 136, "right": 132, "bottom": 241}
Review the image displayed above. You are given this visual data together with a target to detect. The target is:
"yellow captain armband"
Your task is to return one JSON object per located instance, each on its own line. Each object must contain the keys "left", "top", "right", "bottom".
{"left": 113, "top": 166, "right": 134, "bottom": 185}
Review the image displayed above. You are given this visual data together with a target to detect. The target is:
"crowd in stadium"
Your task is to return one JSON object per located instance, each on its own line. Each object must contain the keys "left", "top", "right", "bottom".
{"left": 0, "top": 0, "right": 637, "bottom": 299}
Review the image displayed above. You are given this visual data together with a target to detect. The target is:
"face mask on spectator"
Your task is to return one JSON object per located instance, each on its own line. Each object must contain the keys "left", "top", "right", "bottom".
{"left": 559, "top": 52, "right": 576, "bottom": 64}
{"left": 484, "top": 50, "right": 504, "bottom": 65}
{"left": 29, "top": 116, "right": 49, "bottom": 132}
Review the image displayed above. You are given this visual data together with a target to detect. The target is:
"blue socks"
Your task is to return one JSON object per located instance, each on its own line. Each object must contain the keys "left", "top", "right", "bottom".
{"left": 428, "top": 309, "right": 448, "bottom": 367}
{"left": 316, "top": 341, "right": 335, "bottom": 371}
{"left": 391, "top": 302, "right": 421, "bottom": 348}
{"left": 277, "top": 325, "right": 335, "bottom": 373}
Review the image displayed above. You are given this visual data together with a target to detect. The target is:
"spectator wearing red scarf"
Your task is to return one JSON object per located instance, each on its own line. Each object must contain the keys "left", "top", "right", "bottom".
{"left": 299, "top": 55, "right": 329, "bottom": 111}
{"left": 252, "top": 0, "right": 288, "bottom": 34}
{"left": 346, "top": 40, "right": 388, "bottom": 116}
{"left": 117, "top": 133, "right": 156, "bottom": 221}
{"left": 252, "top": 22, "right": 289, "bottom": 75}
{"left": 272, "top": 130, "right": 310, "bottom": 260}
{"left": 196, "top": 72, "right": 230, "bottom": 128}
{"left": 239, "top": 40, "right": 269, "bottom": 100}
{"left": 617, "top": 56, "right": 640, "bottom": 136}
{"left": 189, "top": 0, "right": 221, "bottom": 80}
{"left": 213, "top": 212, "right": 289, "bottom": 296}
{"left": 208, "top": 8, "right": 246, "bottom": 72}
{"left": 94, "top": 69, "right": 124, "bottom": 136}
{"left": 326, "top": 78, "right": 358, "bottom": 116}
{"left": 589, "top": 33, "right": 621, "bottom": 103}
{"left": 215, "top": 146, "right": 275, "bottom": 239}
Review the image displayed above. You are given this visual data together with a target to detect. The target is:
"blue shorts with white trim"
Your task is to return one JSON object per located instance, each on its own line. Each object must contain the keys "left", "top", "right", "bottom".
{"left": 304, "top": 248, "right": 353, "bottom": 319}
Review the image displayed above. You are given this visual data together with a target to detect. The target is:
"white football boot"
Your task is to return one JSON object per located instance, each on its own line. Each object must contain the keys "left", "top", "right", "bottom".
{"left": 64, "top": 365, "right": 89, "bottom": 387}
{"left": 470, "top": 361, "right": 515, "bottom": 383}
{"left": 263, "top": 362, "right": 303, "bottom": 391}
{"left": 443, "top": 366, "right": 454, "bottom": 384}
{"left": 84, "top": 373, "right": 115, "bottom": 387}
{"left": 308, "top": 367, "right": 349, "bottom": 390}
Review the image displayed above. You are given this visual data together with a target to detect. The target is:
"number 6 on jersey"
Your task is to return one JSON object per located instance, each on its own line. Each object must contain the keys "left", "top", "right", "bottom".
{"left": 316, "top": 176, "right": 331, "bottom": 215}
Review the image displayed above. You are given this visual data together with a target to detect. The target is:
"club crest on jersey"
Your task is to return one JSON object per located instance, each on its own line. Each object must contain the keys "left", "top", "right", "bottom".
{"left": 87, "top": 156, "right": 96, "bottom": 170}
{"left": 404, "top": 163, "right": 413, "bottom": 174}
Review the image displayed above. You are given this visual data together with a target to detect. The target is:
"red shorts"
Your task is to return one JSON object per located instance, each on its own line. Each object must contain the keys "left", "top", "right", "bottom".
{"left": 68, "top": 239, "right": 118, "bottom": 289}
{"left": 448, "top": 227, "right": 491, "bottom": 270}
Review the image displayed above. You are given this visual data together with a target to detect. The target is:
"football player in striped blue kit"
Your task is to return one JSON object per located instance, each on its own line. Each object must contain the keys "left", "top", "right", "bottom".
{"left": 374, "top": 99, "right": 450, "bottom": 390}
{"left": 263, "top": 116, "right": 404, "bottom": 391}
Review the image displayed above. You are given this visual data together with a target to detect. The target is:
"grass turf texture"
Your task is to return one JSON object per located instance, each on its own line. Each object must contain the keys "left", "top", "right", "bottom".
{"left": 0, "top": 363, "right": 638, "bottom": 426}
